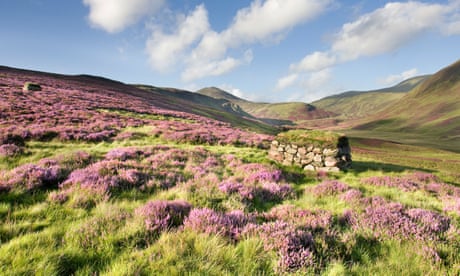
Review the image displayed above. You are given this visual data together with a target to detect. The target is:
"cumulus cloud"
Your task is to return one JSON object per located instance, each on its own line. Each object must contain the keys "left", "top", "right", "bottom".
{"left": 83, "top": 0, "right": 165, "bottom": 33}
{"left": 145, "top": 0, "right": 332, "bottom": 82}
{"left": 182, "top": 51, "right": 253, "bottom": 82}
{"left": 276, "top": 73, "right": 299, "bottom": 90}
{"left": 379, "top": 68, "right": 418, "bottom": 86}
{"left": 290, "top": 51, "right": 336, "bottom": 72}
{"left": 331, "top": 2, "right": 446, "bottom": 61}
{"left": 146, "top": 4, "right": 209, "bottom": 72}
{"left": 300, "top": 69, "right": 332, "bottom": 91}
{"left": 277, "top": 0, "right": 460, "bottom": 91}
{"left": 223, "top": 0, "right": 332, "bottom": 45}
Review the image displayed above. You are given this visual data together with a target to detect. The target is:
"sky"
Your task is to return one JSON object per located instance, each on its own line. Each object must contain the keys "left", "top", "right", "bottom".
{"left": 1, "top": 0, "right": 460, "bottom": 103}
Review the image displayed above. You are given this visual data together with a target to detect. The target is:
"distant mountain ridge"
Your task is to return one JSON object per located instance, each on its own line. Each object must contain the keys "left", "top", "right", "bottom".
{"left": 312, "top": 76, "right": 429, "bottom": 118}
{"left": 354, "top": 59, "right": 460, "bottom": 142}
{"left": 197, "top": 87, "right": 335, "bottom": 125}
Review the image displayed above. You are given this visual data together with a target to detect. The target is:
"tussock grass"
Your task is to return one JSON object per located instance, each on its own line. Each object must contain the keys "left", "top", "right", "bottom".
{"left": 0, "top": 126, "right": 459, "bottom": 275}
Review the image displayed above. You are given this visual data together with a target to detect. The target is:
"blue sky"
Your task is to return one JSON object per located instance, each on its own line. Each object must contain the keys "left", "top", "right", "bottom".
{"left": 1, "top": 0, "right": 460, "bottom": 102}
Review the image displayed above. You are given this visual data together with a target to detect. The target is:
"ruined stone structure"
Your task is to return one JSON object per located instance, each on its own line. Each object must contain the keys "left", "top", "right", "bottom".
{"left": 268, "top": 135, "right": 352, "bottom": 172}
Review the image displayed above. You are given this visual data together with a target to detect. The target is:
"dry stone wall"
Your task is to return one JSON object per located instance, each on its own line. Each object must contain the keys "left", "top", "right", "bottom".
{"left": 268, "top": 136, "right": 352, "bottom": 172}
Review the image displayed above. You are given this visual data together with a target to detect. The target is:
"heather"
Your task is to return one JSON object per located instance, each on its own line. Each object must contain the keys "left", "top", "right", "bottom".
{"left": 1, "top": 69, "right": 460, "bottom": 275}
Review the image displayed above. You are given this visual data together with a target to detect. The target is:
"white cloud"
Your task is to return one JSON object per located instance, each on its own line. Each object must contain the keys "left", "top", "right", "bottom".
{"left": 290, "top": 51, "right": 336, "bottom": 72}
{"left": 276, "top": 73, "right": 299, "bottom": 90}
{"left": 300, "top": 69, "right": 332, "bottom": 91}
{"left": 379, "top": 68, "right": 418, "bottom": 86}
{"left": 223, "top": 0, "right": 332, "bottom": 46}
{"left": 331, "top": 2, "right": 446, "bottom": 61}
{"left": 178, "top": 0, "right": 332, "bottom": 81}
{"left": 83, "top": 0, "right": 165, "bottom": 33}
{"left": 146, "top": 4, "right": 209, "bottom": 72}
{"left": 277, "top": 1, "right": 459, "bottom": 92}
{"left": 182, "top": 49, "right": 253, "bottom": 82}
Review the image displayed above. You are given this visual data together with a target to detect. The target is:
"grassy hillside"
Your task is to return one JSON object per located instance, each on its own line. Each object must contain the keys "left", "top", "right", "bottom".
{"left": 353, "top": 60, "right": 460, "bottom": 149}
{"left": 1, "top": 65, "right": 460, "bottom": 275}
{"left": 312, "top": 76, "right": 428, "bottom": 118}
{"left": 198, "top": 87, "right": 335, "bottom": 125}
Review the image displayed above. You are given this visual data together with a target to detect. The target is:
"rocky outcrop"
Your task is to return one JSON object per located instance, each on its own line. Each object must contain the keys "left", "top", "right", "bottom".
{"left": 22, "top": 82, "right": 42, "bottom": 92}
{"left": 268, "top": 135, "right": 352, "bottom": 172}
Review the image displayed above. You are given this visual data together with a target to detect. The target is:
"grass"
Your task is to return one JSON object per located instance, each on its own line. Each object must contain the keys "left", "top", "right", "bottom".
{"left": 276, "top": 129, "right": 343, "bottom": 147}
{"left": 1, "top": 126, "right": 459, "bottom": 275}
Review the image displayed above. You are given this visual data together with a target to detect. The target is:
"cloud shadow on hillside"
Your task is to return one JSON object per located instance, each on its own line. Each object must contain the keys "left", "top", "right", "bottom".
{"left": 349, "top": 160, "right": 434, "bottom": 174}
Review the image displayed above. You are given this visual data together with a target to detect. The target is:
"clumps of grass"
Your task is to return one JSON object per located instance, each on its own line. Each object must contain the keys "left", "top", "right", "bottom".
{"left": 275, "top": 129, "right": 343, "bottom": 148}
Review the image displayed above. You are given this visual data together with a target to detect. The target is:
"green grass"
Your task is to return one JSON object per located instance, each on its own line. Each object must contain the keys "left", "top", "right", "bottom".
{"left": 276, "top": 129, "right": 343, "bottom": 147}
{"left": 1, "top": 126, "right": 459, "bottom": 275}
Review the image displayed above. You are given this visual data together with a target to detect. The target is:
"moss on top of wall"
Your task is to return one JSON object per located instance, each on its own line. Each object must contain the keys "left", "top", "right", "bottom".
{"left": 275, "top": 130, "right": 344, "bottom": 148}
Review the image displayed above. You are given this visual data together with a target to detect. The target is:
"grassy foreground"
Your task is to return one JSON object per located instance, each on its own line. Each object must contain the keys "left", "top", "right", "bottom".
{"left": 1, "top": 126, "right": 459, "bottom": 275}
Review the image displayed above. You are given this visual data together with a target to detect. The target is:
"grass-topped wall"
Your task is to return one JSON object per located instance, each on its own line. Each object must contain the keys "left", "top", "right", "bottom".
{"left": 269, "top": 130, "right": 352, "bottom": 172}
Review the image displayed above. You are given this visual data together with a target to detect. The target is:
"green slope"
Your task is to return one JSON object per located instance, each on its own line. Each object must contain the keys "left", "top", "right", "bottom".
{"left": 312, "top": 76, "right": 428, "bottom": 118}
{"left": 197, "top": 87, "right": 335, "bottom": 125}
{"left": 353, "top": 59, "right": 460, "bottom": 151}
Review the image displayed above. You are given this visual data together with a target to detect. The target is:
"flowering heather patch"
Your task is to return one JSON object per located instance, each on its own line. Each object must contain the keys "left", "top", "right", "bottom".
{"left": 218, "top": 181, "right": 254, "bottom": 201}
{"left": 259, "top": 182, "right": 294, "bottom": 202}
{"left": 60, "top": 159, "right": 146, "bottom": 196}
{"left": 0, "top": 69, "right": 273, "bottom": 147}
{"left": 424, "top": 182, "right": 460, "bottom": 197}
{"left": 310, "top": 180, "right": 350, "bottom": 197}
{"left": 353, "top": 201, "right": 451, "bottom": 241}
{"left": 361, "top": 175, "right": 420, "bottom": 192}
{"left": 232, "top": 163, "right": 283, "bottom": 184}
{"left": 361, "top": 172, "right": 444, "bottom": 193}
{"left": 242, "top": 220, "right": 315, "bottom": 272}
{"left": 442, "top": 196, "right": 460, "bottom": 215}
{"left": 151, "top": 119, "right": 273, "bottom": 147}
{"left": 183, "top": 208, "right": 255, "bottom": 241}
{"left": 105, "top": 147, "right": 153, "bottom": 161}
{"left": 339, "top": 189, "right": 363, "bottom": 203}
{"left": 218, "top": 180, "right": 294, "bottom": 204}
{"left": 410, "top": 172, "right": 440, "bottom": 183}
{"left": 0, "top": 144, "right": 23, "bottom": 157}
{"left": 0, "top": 160, "right": 63, "bottom": 191}
{"left": 264, "top": 205, "right": 333, "bottom": 231}
{"left": 135, "top": 200, "right": 192, "bottom": 233}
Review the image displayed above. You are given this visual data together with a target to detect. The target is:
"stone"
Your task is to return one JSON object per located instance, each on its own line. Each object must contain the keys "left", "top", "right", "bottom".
{"left": 277, "top": 146, "right": 285, "bottom": 152}
{"left": 306, "top": 152, "right": 315, "bottom": 159}
{"left": 313, "top": 154, "right": 322, "bottom": 163}
{"left": 313, "top": 147, "right": 322, "bottom": 154}
{"left": 323, "top": 148, "right": 338, "bottom": 157}
{"left": 298, "top": 147, "right": 307, "bottom": 155}
{"left": 271, "top": 140, "right": 279, "bottom": 146}
{"left": 301, "top": 158, "right": 313, "bottom": 165}
{"left": 324, "top": 156, "right": 338, "bottom": 167}
{"left": 307, "top": 145, "right": 314, "bottom": 152}
{"left": 287, "top": 147, "right": 297, "bottom": 154}
{"left": 284, "top": 153, "right": 294, "bottom": 161}
{"left": 304, "top": 165, "right": 315, "bottom": 171}
{"left": 23, "top": 82, "right": 42, "bottom": 92}
{"left": 283, "top": 159, "right": 293, "bottom": 166}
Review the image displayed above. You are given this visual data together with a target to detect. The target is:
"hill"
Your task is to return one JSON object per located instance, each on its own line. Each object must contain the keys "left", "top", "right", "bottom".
{"left": 0, "top": 66, "right": 277, "bottom": 135}
{"left": 353, "top": 60, "right": 460, "bottom": 151}
{"left": 312, "top": 76, "right": 428, "bottom": 118}
{"left": 197, "top": 87, "right": 335, "bottom": 125}
{"left": 1, "top": 65, "right": 460, "bottom": 275}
